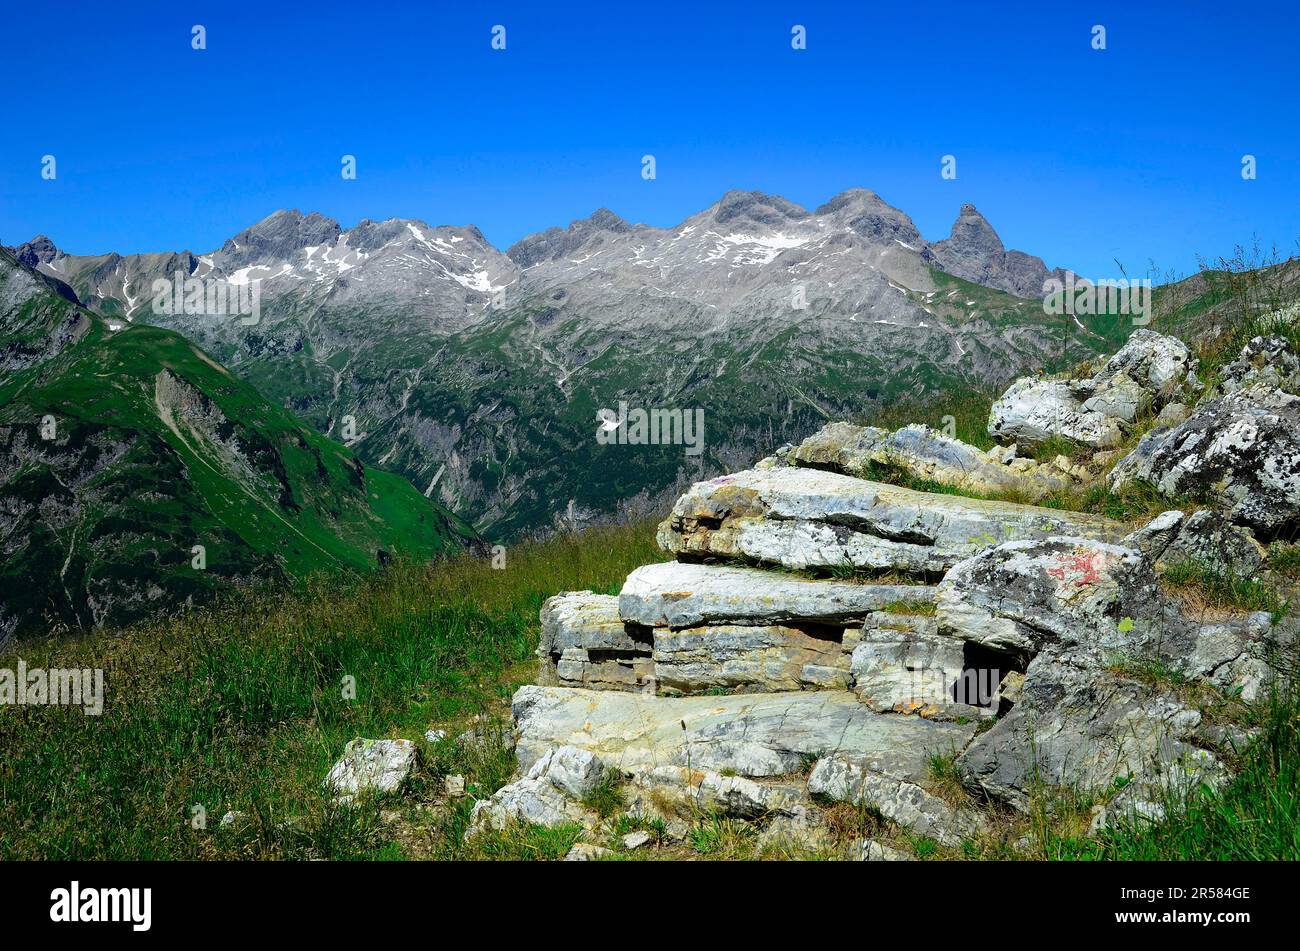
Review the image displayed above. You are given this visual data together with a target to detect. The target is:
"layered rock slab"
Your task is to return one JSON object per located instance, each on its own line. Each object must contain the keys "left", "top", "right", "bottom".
{"left": 512, "top": 685, "right": 976, "bottom": 780}
{"left": 935, "top": 534, "right": 1281, "bottom": 697}
{"left": 541, "top": 587, "right": 861, "bottom": 694}
{"left": 656, "top": 466, "right": 1123, "bottom": 574}
{"left": 792, "top": 421, "right": 1080, "bottom": 499}
{"left": 537, "top": 591, "right": 654, "bottom": 691}
{"left": 540, "top": 590, "right": 649, "bottom": 654}
{"left": 851, "top": 612, "right": 996, "bottom": 719}
{"left": 652, "top": 622, "right": 852, "bottom": 693}
{"left": 619, "top": 560, "right": 935, "bottom": 628}
{"left": 809, "top": 754, "right": 984, "bottom": 847}
{"left": 552, "top": 649, "right": 654, "bottom": 691}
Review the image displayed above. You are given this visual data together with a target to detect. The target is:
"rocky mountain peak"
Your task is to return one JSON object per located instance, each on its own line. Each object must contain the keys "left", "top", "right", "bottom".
{"left": 506, "top": 208, "right": 634, "bottom": 268}
{"left": 814, "top": 188, "right": 925, "bottom": 248}
{"left": 930, "top": 203, "right": 1056, "bottom": 298}
{"left": 0, "top": 245, "right": 81, "bottom": 306}
{"left": 460, "top": 223, "right": 491, "bottom": 246}
{"left": 813, "top": 188, "right": 881, "bottom": 212}
{"left": 13, "top": 234, "right": 62, "bottom": 268}
{"left": 347, "top": 217, "right": 418, "bottom": 251}
{"left": 583, "top": 208, "right": 632, "bottom": 233}
{"left": 944, "top": 203, "right": 1004, "bottom": 255}
{"left": 219, "top": 209, "right": 343, "bottom": 265}
{"left": 708, "top": 189, "right": 809, "bottom": 230}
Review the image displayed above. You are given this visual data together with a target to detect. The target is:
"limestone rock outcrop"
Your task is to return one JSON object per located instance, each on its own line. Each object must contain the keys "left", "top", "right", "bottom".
{"left": 988, "top": 330, "right": 1196, "bottom": 448}
{"left": 652, "top": 621, "right": 853, "bottom": 693}
{"left": 956, "top": 647, "right": 1223, "bottom": 812}
{"left": 1218, "top": 334, "right": 1300, "bottom": 396}
{"left": 619, "top": 561, "right": 934, "bottom": 628}
{"left": 792, "top": 421, "right": 1082, "bottom": 499}
{"left": 936, "top": 536, "right": 1161, "bottom": 657}
{"left": 850, "top": 611, "right": 993, "bottom": 720}
{"left": 1123, "top": 509, "right": 1265, "bottom": 578}
{"left": 808, "top": 753, "right": 984, "bottom": 847}
{"left": 512, "top": 685, "right": 975, "bottom": 780}
{"left": 467, "top": 745, "right": 606, "bottom": 836}
{"left": 450, "top": 326, "right": 1295, "bottom": 852}
{"left": 656, "top": 466, "right": 1123, "bottom": 575}
{"left": 537, "top": 591, "right": 652, "bottom": 690}
{"left": 1109, "top": 383, "right": 1300, "bottom": 537}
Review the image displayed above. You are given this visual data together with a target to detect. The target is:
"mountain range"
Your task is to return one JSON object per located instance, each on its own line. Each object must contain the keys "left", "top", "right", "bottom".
{"left": 7, "top": 188, "right": 1132, "bottom": 545}
{"left": 0, "top": 249, "right": 474, "bottom": 639}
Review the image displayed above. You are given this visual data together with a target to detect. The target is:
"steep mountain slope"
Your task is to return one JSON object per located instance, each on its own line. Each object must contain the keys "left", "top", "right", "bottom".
{"left": 12, "top": 189, "right": 1133, "bottom": 540}
{"left": 0, "top": 250, "right": 476, "bottom": 639}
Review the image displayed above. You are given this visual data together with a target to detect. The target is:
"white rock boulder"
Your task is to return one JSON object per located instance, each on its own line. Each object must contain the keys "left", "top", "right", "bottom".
{"left": 324, "top": 738, "right": 417, "bottom": 796}
{"left": 1109, "top": 383, "right": 1300, "bottom": 537}
{"left": 936, "top": 536, "right": 1160, "bottom": 656}
{"left": 808, "top": 753, "right": 983, "bottom": 847}
{"left": 988, "top": 330, "right": 1195, "bottom": 448}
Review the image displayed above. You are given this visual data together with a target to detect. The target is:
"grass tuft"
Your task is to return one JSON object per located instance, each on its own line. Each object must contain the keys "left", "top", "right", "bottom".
{"left": 581, "top": 774, "right": 627, "bottom": 819}
{"left": 1161, "top": 559, "right": 1288, "bottom": 617}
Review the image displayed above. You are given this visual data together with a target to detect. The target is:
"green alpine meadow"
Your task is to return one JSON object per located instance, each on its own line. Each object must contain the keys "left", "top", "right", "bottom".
{"left": 0, "top": 249, "right": 475, "bottom": 636}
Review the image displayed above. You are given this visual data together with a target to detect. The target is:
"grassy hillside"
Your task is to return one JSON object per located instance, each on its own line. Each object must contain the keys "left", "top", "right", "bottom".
{"left": 0, "top": 524, "right": 663, "bottom": 859}
{"left": 1, "top": 519, "right": 1293, "bottom": 861}
{"left": 0, "top": 251, "right": 476, "bottom": 637}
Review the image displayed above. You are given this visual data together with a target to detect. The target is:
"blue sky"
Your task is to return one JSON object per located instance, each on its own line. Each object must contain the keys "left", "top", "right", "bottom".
{"left": 1, "top": 0, "right": 1296, "bottom": 280}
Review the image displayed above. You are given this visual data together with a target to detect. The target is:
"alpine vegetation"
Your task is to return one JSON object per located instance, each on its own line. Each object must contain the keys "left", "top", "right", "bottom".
{"left": 1043, "top": 271, "right": 1153, "bottom": 326}
{"left": 0, "top": 249, "right": 475, "bottom": 637}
